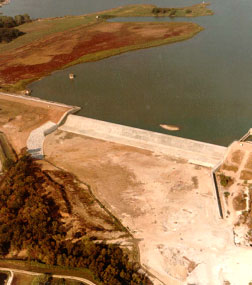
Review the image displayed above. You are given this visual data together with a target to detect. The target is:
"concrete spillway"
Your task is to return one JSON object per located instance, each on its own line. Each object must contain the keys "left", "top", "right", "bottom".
{"left": 27, "top": 121, "right": 57, "bottom": 159}
{"left": 59, "top": 115, "right": 227, "bottom": 167}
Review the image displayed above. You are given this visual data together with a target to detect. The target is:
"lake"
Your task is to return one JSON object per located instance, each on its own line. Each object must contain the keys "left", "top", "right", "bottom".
{"left": 2, "top": 0, "right": 252, "bottom": 145}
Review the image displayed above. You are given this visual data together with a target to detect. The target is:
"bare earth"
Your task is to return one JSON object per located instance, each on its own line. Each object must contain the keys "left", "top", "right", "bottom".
{"left": 217, "top": 141, "right": 252, "bottom": 247}
{"left": 44, "top": 130, "right": 252, "bottom": 285}
{"left": 0, "top": 93, "right": 71, "bottom": 152}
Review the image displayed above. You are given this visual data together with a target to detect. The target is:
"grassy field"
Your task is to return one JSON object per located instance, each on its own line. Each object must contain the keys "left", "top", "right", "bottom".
{"left": 100, "top": 3, "right": 213, "bottom": 18}
{"left": 5, "top": 271, "right": 85, "bottom": 285}
{"left": 0, "top": 3, "right": 211, "bottom": 54}
{"left": 0, "top": 259, "right": 101, "bottom": 284}
{"left": 0, "top": 15, "right": 96, "bottom": 54}
{"left": 0, "top": 3, "right": 213, "bottom": 92}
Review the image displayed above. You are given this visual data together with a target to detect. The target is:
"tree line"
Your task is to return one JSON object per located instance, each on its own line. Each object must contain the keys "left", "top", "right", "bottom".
{"left": 0, "top": 152, "right": 152, "bottom": 284}
{"left": 0, "top": 14, "right": 31, "bottom": 43}
{"left": 152, "top": 7, "right": 192, "bottom": 17}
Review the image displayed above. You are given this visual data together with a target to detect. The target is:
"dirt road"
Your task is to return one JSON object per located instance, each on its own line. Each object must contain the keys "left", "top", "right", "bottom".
{"left": 0, "top": 267, "right": 96, "bottom": 285}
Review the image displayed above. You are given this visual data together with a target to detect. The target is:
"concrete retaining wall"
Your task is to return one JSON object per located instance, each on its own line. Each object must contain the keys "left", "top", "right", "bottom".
{"left": 60, "top": 115, "right": 227, "bottom": 167}
{"left": 27, "top": 121, "right": 57, "bottom": 159}
{"left": 211, "top": 161, "right": 224, "bottom": 219}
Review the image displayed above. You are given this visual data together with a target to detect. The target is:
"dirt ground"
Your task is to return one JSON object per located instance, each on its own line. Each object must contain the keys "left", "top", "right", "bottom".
{"left": 0, "top": 20, "right": 200, "bottom": 89}
{"left": 39, "top": 163, "right": 134, "bottom": 246}
{"left": 11, "top": 272, "right": 35, "bottom": 285}
{"left": 217, "top": 141, "right": 252, "bottom": 247}
{"left": 0, "top": 93, "right": 71, "bottom": 152}
{"left": 44, "top": 130, "right": 252, "bottom": 285}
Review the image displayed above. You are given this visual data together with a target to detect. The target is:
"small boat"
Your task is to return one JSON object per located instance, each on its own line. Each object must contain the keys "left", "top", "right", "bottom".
{"left": 25, "top": 89, "right": 31, "bottom": 95}
{"left": 69, "top": 73, "right": 75, "bottom": 79}
{"left": 160, "top": 124, "right": 180, "bottom": 131}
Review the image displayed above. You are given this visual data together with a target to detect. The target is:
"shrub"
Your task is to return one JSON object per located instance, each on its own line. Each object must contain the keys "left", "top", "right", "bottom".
{"left": 219, "top": 173, "right": 232, "bottom": 187}
{"left": 224, "top": 191, "right": 230, "bottom": 198}
{"left": 0, "top": 28, "right": 24, "bottom": 43}
{"left": 170, "top": 9, "right": 177, "bottom": 17}
{"left": 2, "top": 157, "right": 15, "bottom": 171}
{"left": 152, "top": 8, "right": 160, "bottom": 14}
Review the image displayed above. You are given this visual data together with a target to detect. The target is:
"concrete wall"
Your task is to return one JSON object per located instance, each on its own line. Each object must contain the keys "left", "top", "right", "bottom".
{"left": 27, "top": 121, "right": 57, "bottom": 159}
{"left": 60, "top": 115, "right": 227, "bottom": 167}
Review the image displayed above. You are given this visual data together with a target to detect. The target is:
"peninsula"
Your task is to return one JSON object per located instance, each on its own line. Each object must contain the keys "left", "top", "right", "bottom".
{"left": 0, "top": 3, "right": 213, "bottom": 93}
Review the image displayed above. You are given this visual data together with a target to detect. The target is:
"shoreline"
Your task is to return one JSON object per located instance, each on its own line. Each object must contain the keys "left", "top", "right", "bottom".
{"left": 0, "top": 3, "right": 212, "bottom": 93}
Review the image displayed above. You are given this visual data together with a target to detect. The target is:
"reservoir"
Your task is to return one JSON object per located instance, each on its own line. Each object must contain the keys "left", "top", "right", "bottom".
{"left": 1, "top": 0, "right": 252, "bottom": 145}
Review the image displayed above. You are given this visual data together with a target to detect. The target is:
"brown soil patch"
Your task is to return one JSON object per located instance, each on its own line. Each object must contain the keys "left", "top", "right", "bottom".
{"left": 42, "top": 168, "right": 131, "bottom": 243}
{"left": 233, "top": 192, "right": 247, "bottom": 211}
{"left": 231, "top": 150, "right": 244, "bottom": 165}
{"left": 0, "top": 94, "right": 71, "bottom": 152}
{"left": 245, "top": 153, "right": 252, "bottom": 170}
{"left": 0, "top": 21, "right": 200, "bottom": 87}
{"left": 12, "top": 273, "right": 35, "bottom": 285}
{"left": 240, "top": 170, "right": 252, "bottom": 181}
{"left": 221, "top": 163, "right": 239, "bottom": 173}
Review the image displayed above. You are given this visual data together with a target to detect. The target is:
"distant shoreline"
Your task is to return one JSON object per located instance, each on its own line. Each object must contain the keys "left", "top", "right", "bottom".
{"left": 0, "top": 3, "right": 212, "bottom": 93}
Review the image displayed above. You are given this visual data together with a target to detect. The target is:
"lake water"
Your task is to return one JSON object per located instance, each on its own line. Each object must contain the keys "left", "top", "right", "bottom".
{"left": 2, "top": 0, "right": 252, "bottom": 145}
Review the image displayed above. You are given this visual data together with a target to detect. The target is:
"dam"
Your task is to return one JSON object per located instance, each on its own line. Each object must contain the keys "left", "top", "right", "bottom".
{"left": 59, "top": 114, "right": 227, "bottom": 167}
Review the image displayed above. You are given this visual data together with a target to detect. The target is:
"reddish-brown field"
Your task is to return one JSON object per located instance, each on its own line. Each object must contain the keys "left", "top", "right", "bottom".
{"left": 0, "top": 21, "right": 201, "bottom": 90}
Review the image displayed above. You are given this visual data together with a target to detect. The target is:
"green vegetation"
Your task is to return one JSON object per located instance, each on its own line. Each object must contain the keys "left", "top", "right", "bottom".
{"left": 31, "top": 274, "right": 84, "bottom": 285}
{"left": 224, "top": 191, "right": 230, "bottom": 198}
{"left": 32, "top": 274, "right": 52, "bottom": 285}
{"left": 219, "top": 173, "right": 232, "bottom": 187}
{"left": 0, "top": 152, "right": 151, "bottom": 284}
{"left": 152, "top": 8, "right": 179, "bottom": 17}
{"left": 0, "top": 3, "right": 213, "bottom": 53}
{"left": 0, "top": 259, "right": 98, "bottom": 284}
{"left": 0, "top": 15, "right": 96, "bottom": 53}
{"left": 52, "top": 279, "right": 83, "bottom": 285}
{"left": 32, "top": 274, "right": 84, "bottom": 284}
{"left": 0, "top": 14, "right": 31, "bottom": 43}
{"left": 101, "top": 3, "right": 213, "bottom": 18}
{"left": 0, "top": 3, "right": 213, "bottom": 92}
{"left": 0, "top": 14, "right": 31, "bottom": 28}
{"left": 151, "top": 4, "right": 212, "bottom": 17}
{"left": 0, "top": 28, "right": 24, "bottom": 43}
{"left": 0, "top": 78, "right": 37, "bottom": 93}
